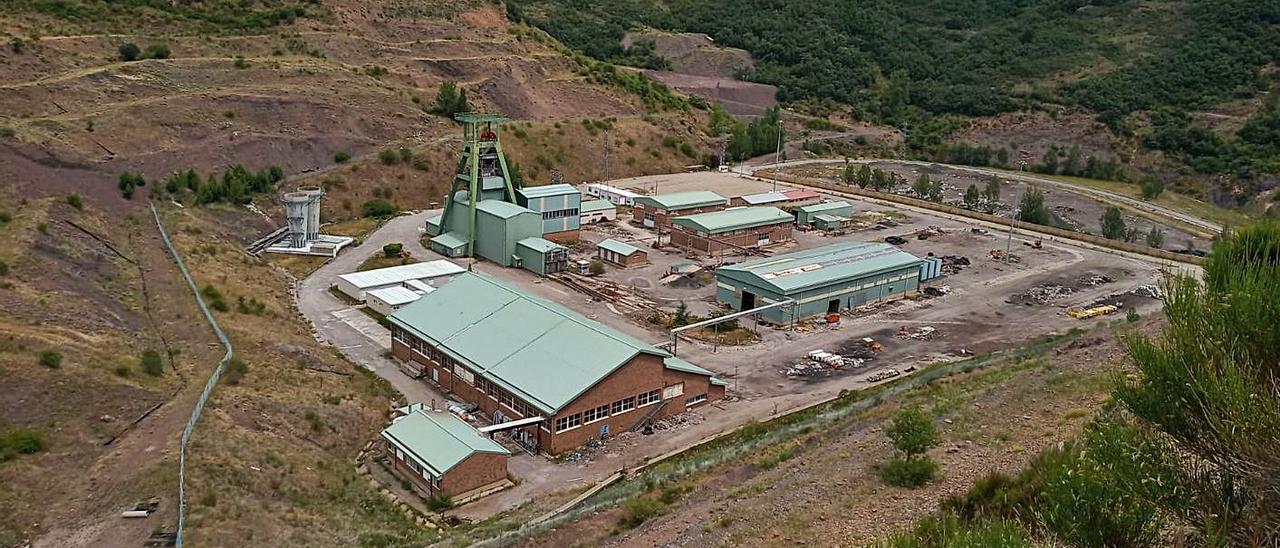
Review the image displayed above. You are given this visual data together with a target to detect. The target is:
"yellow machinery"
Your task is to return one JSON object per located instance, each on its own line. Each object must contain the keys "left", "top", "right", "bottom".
{"left": 1067, "top": 304, "right": 1119, "bottom": 319}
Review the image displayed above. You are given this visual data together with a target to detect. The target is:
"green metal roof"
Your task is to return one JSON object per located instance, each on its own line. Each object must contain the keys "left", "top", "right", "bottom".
{"left": 389, "top": 273, "right": 719, "bottom": 414}
{"left": 664, "top": 357, "right": 727, "bottom": 386}
{"left": 517, "top": 237, "right": 565, "bottom": 253}
{"left": 717, "top": 242, "right": 922, "bottom": 294}
{"left": 633, "top": 191, "right": 727, "bottom": 211}
{"left": 813, "top": 214, "right": 848, "bottom": 223}
{"left": 431, "top": 231, "right": 468, "bottom": 250}
{"left": 597, "top": 238, "right": 642, "bottom": 257}
{"left": 580, "top": 199, "right": 615, "bottom": 213}
{"left": 517, "top": 184, "right": 579, "bottom": 199}
{"left": 381, "top": 409, "right": 509, "bottom": 477}
{"left": 476, "top": 199, "right": 533, "bottom": 219}
{"left": 672, "top": 207, "right": 793, "bottom": 235}
{"left": 796, "top": 201, "right": 853, "bottom": 214}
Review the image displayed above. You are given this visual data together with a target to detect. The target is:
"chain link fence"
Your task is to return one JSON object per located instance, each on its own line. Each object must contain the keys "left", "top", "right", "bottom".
{"left": 150, "top": 203, "right": 233, "bottom": 548}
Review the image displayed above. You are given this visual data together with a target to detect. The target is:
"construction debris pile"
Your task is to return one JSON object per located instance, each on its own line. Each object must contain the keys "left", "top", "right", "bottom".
{"left": 897, "top": 325, "right": 937, "bottom": 340}
{"left": 1078, "top": 274, "right": 1114, "bottom": 287}
{"left": 864, "top": 368, "right": 901, "bottom": 383}
{"left": 885, "top": 235, "right": 909, "bottom": 245}
{"left": 916, "top": 226, "right": 945, "bottom": 240}
{"left": 990, "top": 249, "right": 1021, "bottom": 263}
{"left": 923, "top": 285, "right": 951, "bottom": 298}
{"left": 1010, "top": 284, "right": 1074, "bottom": 305}
{"left": 1130, "top": 284, "right": 1162, "bottom": 299}
{"left": 940, "top": 255, "right": 970, "bottom": 275}
{"left": 649, "top": 412, "right": 705, "bottom": 432}
{"left": 783, "top": 347, "right": 873, "bottom": 378}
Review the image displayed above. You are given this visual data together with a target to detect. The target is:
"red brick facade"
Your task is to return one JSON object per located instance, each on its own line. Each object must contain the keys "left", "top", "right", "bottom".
{"left": 597, "top": 246, "right": 649, "bottom": 267}
{"left": 632, "top": 203, "right": 727, "bottom": 229}
{"left": 390, "top": 334, "right": 725, "bottom": 455}
{"left": 669, "top": 222, "right": 794, "bottom": 256}
{"left": 387, "top": 444, "right": 508, "bottom": 498}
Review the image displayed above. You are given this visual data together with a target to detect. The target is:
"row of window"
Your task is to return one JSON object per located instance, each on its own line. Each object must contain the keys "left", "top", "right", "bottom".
{"left": 393, "top": 446, "right": 440, "bottom": 487}
{"left": 554, "top": 388, "right": 667, "bottom": 433}
{"left": 396, "top": 330, "right": 543, "bottom": 421}
{"left": 541, "top": 208, "right": 579, "bottom": 220}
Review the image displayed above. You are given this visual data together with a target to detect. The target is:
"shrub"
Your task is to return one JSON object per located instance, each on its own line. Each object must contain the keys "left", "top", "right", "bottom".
{"left": 412, "top": 157, "right": 430, "bottom": 171}
{"left": 378, "top": 148, "right": 399, "bottom": 165}
{"left": 38, "top": 350, "right": 62, "bottom": 368}
{"left": 0, "top": 260, "right": 9, "bottom": 276}
{"left": 304, "top": 410, "right": 325, "bottom": 432}
{"left": 1126, "top": 307, "right": 1140, "bottom": 322}
{"left": 140, "top": 350, "right": 164, "bottom": 376}
{"left": 233, "top": 56, "right": 250, "bottom": 69}
{"left": 878, "top": 512, "right": 1031, "bottom": 548}
{"left": 236, "top": 296, "right": 266, "bottom": 315}
{"left": 426, "top": 494, "right": 454, "bottom": 511}
{"left": 881, "top": 455, "right": 939, "bottom": 487}
{"left": 618, "top": 495, "right": 663, "bottom": 528}
{"left": 2, "top": 428, "right": 44, "bottom": 455}
{"left": 589, "top": 259, "right": 605, "bottom": 275}
{"left": 0, "top": 211, "right": 9, "bottom": 223}
{"left": 0, "top": 127, "right": 13, "bottom": 138}
{"left": 333, "top": 151, "right": 351, "bottom": 164}
{"left": 144, "top": 44, "right": 171, "bottom": 59}
{"left": 114, "top": 365, "right": 131, "bottom": 377}
{"left": 886, "top": 407, "right": 940, "bottom": 457}
{"left": 398, "top": 147, "right": 412, "bottom": 163}
{"left": 383, "top": 243, "right": 403, "bottom": 257}
{"left": 362, "top": 199, "right": 396, "bottom": 218}
{"left": 66, "top": 193, "right": 83, "bottom": 210}
{"left": 224, "top": 359, "right": 249, "bottom": 385}
{"left": 117, "top": 42, "right": 140, "bottom": 61}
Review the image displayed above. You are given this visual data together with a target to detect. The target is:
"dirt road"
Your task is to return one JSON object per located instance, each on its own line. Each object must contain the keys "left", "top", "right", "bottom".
{"left": 735, "top": 158, "right": 1223, "bottom": 236}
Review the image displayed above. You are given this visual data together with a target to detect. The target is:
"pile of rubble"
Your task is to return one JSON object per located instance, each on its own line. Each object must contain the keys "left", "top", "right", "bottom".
{"left": 990, "top": 249, "right": 1021, "bottom": 263}
{"left": 1078, "top": 274, "right": 1113, "bottom": 287}
{"left": 1130, "top": 284, "right": 1162, "bottom": 299}
{"left": 864, "top": 368, "right": 901, "bottom": 383}
{"left": 923, "top": 285, "right": 951, "bottom": 298}
{"left": 896, "top": 325, "right": 937, "bottom": 340}
{"left": 885, "top": 235, "right": 909, "bottom": 245}
{"left": 1012, "top": 284, "right": 1074, "bottom": 305}
{"left": 940, "top": 255, "right": 970, "bottom": 275}
{"left": 650, "top": 412, "right": 705, "bottom": 432}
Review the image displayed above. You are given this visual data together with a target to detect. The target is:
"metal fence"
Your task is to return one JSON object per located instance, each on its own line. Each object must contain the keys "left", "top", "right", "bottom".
{"left": 150, "top": 203, "right": 233, "bottom": 548}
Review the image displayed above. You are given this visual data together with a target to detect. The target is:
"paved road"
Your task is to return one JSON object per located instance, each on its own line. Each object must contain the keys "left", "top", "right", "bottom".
{"left": 295, "top": 210, "right": 448, "bottom": 406}
{"left": 734, "top": 158, "right": 1223, "bottom": 235}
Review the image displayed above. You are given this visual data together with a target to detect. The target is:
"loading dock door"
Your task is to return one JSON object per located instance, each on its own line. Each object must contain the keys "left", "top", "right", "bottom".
{"left": 741, "top": 291, "right": 756, "bottom": 311}
{"left": 827, "top": 299, "right": 840, "bottom": 314}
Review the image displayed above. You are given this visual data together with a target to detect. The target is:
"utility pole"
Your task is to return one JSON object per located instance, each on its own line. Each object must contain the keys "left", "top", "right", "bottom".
{"left": 1005, "top": 197, "right": 1018, "bottom": 265}
{"left": 773, "top": 119, "right": 783, "bottom": 191}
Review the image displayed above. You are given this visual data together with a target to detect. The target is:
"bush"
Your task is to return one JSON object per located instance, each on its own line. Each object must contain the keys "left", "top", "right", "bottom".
{"left": 881, "top": 456, "right": 939, "bottom": 487}
{"left": 333, "top": 151, "right": 352, "bottom": 164}
{"left": 378, "top": 148, "right": 399, "bottom": 165}
{"left": 0, "top": 260, "right": 9, "bottom": 276}
{"left": 878, "top": 512, "right": 1031, "bottom": 548}
{"left": 140, "top": 350, "right": 164, "bottom": 376}
{"left": 233, "top": 56, "right": 250, "bottom": 69}
{"left": 236, "top": 296, "right": 266, "bottom": 315}
{"left": 362, "top": 199, "right": 397, "bottom": 218}
{"left": 38, "top": 350, "right": 62, "bottom": 368}
{"left": 144, "top": 44, "right": 171, "bottom": 59}
{"left": 383, "top": 243, "right": 403, "bottom": 257}
{"left": 224, "top": 359, "right": 249, "bottom": 385}
{"left": 117, "top": 42, "right": 140, "bottom": 61}
{"left": 2, "top": 428, "right": 44, "bottom": 455}
{"left": 589, "top": 259, "right": 605, "bottom": 275}
{"left": 412, "top": 157, "right": 430, "bottom": 171}
{"left": 618, "top": 495, "right": 663, "bottom": 528}
{"left": 426, "top": 494, "right": 454, "bottom": 511}
{"left": 66, "top": 193, "right": 83, "bottom": 210}
{"left": 0, "top": 127, "right": 13, "bottom": 138}
{"left": 398, "top": 147, "right": 412, "bottom": 163}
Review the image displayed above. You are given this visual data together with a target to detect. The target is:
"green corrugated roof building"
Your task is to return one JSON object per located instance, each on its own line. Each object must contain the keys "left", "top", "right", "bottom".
{"left": 381, "top": 408, "right": 509, "bottom": 477}
{"left": 672, "top": 206, "right": 794, "bottom": 235}
{"left": 795, "top": 201, "right": 854, "bottom": 226}
{"left": 633, "top": 190, "right": 728, "bottom": 212}
{"left": 388, "top": 272, "right": 723, "bottom": 415}
{"left": 715, "top": 242, "right": 924, "bottom": 324}
{"left": 580, "top": 199, "right": 615, "bottom": 213}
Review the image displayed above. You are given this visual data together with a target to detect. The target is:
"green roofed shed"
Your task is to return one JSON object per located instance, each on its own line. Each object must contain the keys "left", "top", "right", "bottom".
{"left": 633, "top": 191, "right": 727, "bottom": 212}
{"left": 381, "top": 409, "right": 509, "bottom": 477}
{"left": 672, "top": 207, "right": 793, "bottom": 235}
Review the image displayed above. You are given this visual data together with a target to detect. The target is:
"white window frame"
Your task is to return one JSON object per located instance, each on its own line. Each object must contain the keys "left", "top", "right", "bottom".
{"left": 638, "top": 389, "right": 661, "bottom": 407}
{"left": 663, "top": 383, "right": 685, "bottom": 400}
{"left": 584, "top": 404, "right": 610, "bottom": 424}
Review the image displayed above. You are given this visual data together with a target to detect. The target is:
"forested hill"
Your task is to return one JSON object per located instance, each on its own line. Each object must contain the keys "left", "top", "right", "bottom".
{"left": 507, "top": 0, "right": 1278, "bottom": 125}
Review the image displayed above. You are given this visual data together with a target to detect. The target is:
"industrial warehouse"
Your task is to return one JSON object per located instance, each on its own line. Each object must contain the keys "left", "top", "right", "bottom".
{"left": 387, "top": 272, "right": 727, "bottom": 454}
{"left": 715, "top": 242, "right": 933, "bottom": 324}
{"left": 632, "top": 190, "right": 728, "bottom": 228}
{"left": 670, "top": 206, "right": 795, "bottom": 256}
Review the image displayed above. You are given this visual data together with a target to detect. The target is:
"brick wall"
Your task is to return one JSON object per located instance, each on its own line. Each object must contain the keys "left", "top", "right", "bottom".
{"left": 669, "top": 222, "right": 794, "bottom": 256}
{"left": 440, "top": 453, "right": 508, "bottom": 497}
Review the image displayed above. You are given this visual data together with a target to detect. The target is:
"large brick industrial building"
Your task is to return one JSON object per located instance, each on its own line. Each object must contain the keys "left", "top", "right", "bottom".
{"left": 388, "top": 272, "right": 727, "bottom": 454}
{"left": 632, "top": 191, "right": 728, "bottom": 229}
{"left": 670, "top": 206, "right": 795, "bottom": 256}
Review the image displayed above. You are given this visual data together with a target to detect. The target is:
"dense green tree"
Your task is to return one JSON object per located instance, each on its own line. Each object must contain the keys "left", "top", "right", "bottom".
{"left": 433, "top": 81, "right": 469, "bottom": 117}
{"left": 963, "top": 184, "right": 980, "bottom": 209}
{"left": 983, "top": 175, "right": 1001, "bottom": 204}
{"left": 1016, "top": 188, "right": 1051, "bottom": 226}
{"left": 1140, "top": 175, "right": 1165, "bottom": 200}
{"left": 886, "top": 406, "right": 940, "bottom": 458}
{"left": 117, "top": 42, "right": 140, "bottom": 61}
{"left": 1100, "top": 206, "right": 1127, "bottom": 240}
{"left": 1145, "top": 226, "right": 1164, "bottom": 248}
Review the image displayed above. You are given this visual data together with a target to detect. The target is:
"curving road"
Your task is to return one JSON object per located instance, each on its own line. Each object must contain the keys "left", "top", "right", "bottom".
{"left": 733, "top": 158, "right": 1222, "bottom": 236}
